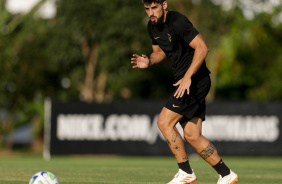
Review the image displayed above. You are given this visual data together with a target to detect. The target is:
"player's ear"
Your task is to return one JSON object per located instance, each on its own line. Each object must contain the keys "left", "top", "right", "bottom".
{"left": 162, "top": 1, "right": 167, "bottom": 10}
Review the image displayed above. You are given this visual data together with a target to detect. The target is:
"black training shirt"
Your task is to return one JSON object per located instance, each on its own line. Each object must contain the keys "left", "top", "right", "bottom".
{"left": 147, "top": 11, "right": 210, "bottom": 82}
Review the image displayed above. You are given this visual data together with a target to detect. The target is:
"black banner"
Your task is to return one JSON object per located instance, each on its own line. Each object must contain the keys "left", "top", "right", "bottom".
{"left": 205, "top": 101, "right": 281, "bottom": 156}
{"left": 44, "top": 100, "right": 281, "bottom": 159}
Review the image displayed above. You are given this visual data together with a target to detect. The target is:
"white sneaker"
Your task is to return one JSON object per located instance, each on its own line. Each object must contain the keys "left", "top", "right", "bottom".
{"left": 217, "top": 170, "right": 238, "bottom": 184}
{"left": 167, "top": 169, "right": 197, "bottom": 184}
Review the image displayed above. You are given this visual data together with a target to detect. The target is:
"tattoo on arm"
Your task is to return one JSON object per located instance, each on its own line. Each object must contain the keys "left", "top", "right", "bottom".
{"left": 199, "top": 142, "right": 216, "bottom": 160}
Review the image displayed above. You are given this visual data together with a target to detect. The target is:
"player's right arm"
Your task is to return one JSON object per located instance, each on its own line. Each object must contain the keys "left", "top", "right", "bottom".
{"left": 131, "top": 45, "right": 166, "bottom": 69}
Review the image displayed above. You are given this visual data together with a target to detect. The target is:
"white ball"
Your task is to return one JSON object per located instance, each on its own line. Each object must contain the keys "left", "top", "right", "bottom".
{"left": 29, "top": 171, "right": 59, "bottom": 184}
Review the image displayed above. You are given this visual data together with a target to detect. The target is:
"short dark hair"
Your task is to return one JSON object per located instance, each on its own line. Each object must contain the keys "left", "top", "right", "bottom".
{"left": 142, "top": 0, "right": 165, "bottom": 5}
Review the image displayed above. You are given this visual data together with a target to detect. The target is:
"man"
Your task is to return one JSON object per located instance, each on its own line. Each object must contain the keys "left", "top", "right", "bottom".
{"left": 131, "top": 1, "right": 239, "bottom": 184}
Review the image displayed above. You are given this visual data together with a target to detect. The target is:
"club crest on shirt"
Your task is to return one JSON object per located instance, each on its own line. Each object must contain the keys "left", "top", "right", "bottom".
{"left": 167, "top": 34, "right": 172, "bottom": 42}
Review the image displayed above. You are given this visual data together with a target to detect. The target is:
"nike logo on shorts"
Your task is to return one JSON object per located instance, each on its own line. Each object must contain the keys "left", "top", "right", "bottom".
{"left": 173, "top": 104, "right": 180, "bottom": 108}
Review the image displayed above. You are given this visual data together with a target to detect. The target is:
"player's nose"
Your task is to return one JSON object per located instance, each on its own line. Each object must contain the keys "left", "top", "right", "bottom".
{"left": 149, "top": 9, "right": 154, "bottom": 16}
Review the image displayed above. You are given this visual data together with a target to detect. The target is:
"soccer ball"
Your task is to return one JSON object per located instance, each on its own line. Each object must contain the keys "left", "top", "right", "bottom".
{"left": 29, "top": 171, "right": 59, "bottom": 184}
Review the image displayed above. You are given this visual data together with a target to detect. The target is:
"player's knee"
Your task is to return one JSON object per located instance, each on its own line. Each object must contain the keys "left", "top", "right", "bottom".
{"left": 157, "top": 119, "right": 167, "bottom": 132}
{"left": 157, "top": 118, "right": 173, "bottom": 133}
{"left": 184, "top": 131, "right": 201, "bottom": 143}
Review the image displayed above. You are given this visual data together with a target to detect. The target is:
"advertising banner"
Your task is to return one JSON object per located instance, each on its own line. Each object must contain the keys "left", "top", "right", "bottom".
{"left": 44, "top": 100, "right": 281, "bottom": 159}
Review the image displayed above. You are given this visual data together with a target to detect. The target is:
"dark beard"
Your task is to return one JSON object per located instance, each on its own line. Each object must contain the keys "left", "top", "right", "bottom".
{"left": 151, "top": 10, "right": 165, "bottom": 26}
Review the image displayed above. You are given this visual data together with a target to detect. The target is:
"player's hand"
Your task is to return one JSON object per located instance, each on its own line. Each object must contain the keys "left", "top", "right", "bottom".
{"left": 173, "top": 77, "right": 192, "bottom": 98}
{"left": 131, "top": 54, "right": 150, "bottom": 69}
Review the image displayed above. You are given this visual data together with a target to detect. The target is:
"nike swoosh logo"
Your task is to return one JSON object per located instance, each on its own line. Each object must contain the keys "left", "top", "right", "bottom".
{"left": 173, "top": 104, "right": 180, "bottom": 108}
{"left": 154, "top": 37, "right": 160, "bottom": 40}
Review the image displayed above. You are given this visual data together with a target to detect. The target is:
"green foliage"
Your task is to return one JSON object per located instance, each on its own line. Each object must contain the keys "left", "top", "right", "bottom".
{"left": 213, "top": 8, "right": 282, "bottom": 100}
{"left": 52, "top": 0, "right": 174, "bottom": 100}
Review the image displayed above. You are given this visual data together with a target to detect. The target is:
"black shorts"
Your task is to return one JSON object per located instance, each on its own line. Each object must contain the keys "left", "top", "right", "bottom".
{"left": 165, "top": 75, "right": 211, "bottom": 123}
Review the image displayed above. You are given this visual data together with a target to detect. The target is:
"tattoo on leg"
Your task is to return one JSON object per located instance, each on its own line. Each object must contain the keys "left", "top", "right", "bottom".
{"left": 182, "top": 155, "right": 187, "bottom": 161}
{"left": 172, "top": 133, "right": 177, "bottom": 142}
{"left": 167, "top": 139, "right": 171, "bottom": 146}
{"left": 174, "top": 145, "right": 179, "bottom": 150}
{"left": 199, "top": 142, "right": 216, "bottom": 160}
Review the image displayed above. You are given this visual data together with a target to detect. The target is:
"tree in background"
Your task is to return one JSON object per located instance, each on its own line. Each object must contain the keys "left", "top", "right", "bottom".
{"left": 201, "top": 0, "right": 282, "bottom": 100}
{"left": 0, "top": 0, "right": 174, "bottom": 149}
{"left": 52, "top": 0, "right": 165, "bottom": 102}
{"left": 0, "top": 0, "right": 50, "bottom": 149}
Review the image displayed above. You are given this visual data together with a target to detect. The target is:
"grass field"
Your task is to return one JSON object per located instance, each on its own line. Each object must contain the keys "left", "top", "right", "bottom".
{"left": 0, "top": 153, "right": 282, "bottom": 184}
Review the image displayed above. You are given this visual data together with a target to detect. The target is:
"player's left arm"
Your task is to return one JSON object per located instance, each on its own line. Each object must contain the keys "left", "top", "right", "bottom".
{"left": 173, "top": 34, "right": 209, "bottom": 98}
{"left": 185, "top": 34, "right": 209, "bottom": 79}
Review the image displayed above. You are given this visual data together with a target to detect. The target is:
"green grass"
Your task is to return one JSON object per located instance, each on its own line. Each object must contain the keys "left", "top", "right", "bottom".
{"left": 0, "top": 153, "right": 282, "bottom": 184}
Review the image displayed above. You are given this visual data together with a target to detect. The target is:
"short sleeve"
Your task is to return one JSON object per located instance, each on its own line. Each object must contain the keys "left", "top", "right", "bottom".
{"left": 173, "top": 15, "right": 199, "bottom": 44}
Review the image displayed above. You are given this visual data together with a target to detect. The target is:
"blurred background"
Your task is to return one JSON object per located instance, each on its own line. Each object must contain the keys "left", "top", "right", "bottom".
{"left": 0, "top": 0, "right": 282, "bottom": 154}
